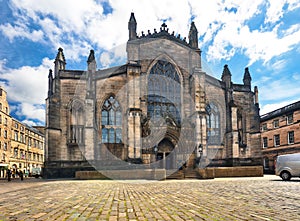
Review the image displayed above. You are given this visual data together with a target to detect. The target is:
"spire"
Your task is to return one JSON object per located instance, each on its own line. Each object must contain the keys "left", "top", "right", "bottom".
{"left": 188, "top": 21, "right": 198, "bottom": 49}
{"left": 243, "top": 67, "right": 252, "bottom": 88}
{"left": 55, "top": 47, "right": 65, "bottom": 62}
{"left": 221, "top": 64, "right": 231, "bottom": 78}
{"left": 48, "top": 69, "right": 53, "bottom": 97}
{"left": 128, "top": 12, "right": 137, "bottom": 40}
{"left": 87, "top": 49, "right": 96, "bottom": 72}
{"left": 87, "top": 49, "right": 95, "bottom": 63}
{"left": 54, "top": 47, "right": 66, "bottom": 76}
{"left": 221, "top": 64, "right": 232, "bottom": 88}
{"left": 254, "top": 86, "right": 259, "bottom": 105}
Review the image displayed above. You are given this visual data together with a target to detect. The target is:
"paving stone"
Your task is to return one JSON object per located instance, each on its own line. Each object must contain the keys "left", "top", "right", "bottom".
{"left": 0, "top": 176, "right": 299, "bottom": 220}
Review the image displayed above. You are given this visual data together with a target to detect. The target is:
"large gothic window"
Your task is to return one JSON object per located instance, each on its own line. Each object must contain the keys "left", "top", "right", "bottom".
{"left": 69, "top": 101, "right": 84, "bottom": 144}
{"left": 147, "top": 60, "right": 181, "bottom": 124}
{"left": 206, "top": 103, "right": 220, "bottom": 144}
{"left": 101, "top": 96, "right": 122, "bottom": 143}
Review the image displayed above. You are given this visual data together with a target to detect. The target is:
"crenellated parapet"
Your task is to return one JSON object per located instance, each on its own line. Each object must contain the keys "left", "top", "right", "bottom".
{"left": 137, "top": 23, "right": 196, "bottom": 49}
{"left": 128, "top": 13, "right": 200, "bottom": 51}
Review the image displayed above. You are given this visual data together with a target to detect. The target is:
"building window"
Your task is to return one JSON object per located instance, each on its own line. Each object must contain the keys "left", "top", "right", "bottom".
{"left": 14, "top": 131, "right": 18, "bottom": 141}
{"left": 14, "top": 148, "right": 18, "bottom": 158}
{"left": 263, "top": 158, "right": 269, "bottom": 170}
{"left": 0, "top": 103, "right": 2, "bottom": 110}
{"left": 20, "top": 150, "right": 24, "bottom": 159}
{"left": 261, "top": 123, "right": 267, "bottom": 131}
{"left": 288, "top": 131, "right": 294, "bottom": 144}
{"left": 263, "top": 137, "right": 268, "bottom": 148}
{"left": 206, "top": 103, "right": 220, "bottom": 144}
{"left": 4, "top": 118, "right": 7, "bottom": 125}
{"left": 273, "top": 119, "right": 279, "bottom": 128}
{"left": 4, "top": 143, "right": 7, "bottom": 151}
{"left": 274, "top": 134, "right": 280, "bottom": 147}
{"left": 101, "top": 96, "right": 122, "bottom": 144}
{"left": 69, "top": 101, "right": 84, "bottom": 144}
{"left": 287, "top": 114, "right": 293, "bottom": 125}
{"left": 15, "top": 122, "right": 18, "bottom": 128}
{"left": 147, "top": 60, "right": 181, "bottom": 125}
{"left": 4, "top": 130, "right": 7, "bottom": 139}
{"left": 20, "top": 133, "right": 24, "bottom": 143}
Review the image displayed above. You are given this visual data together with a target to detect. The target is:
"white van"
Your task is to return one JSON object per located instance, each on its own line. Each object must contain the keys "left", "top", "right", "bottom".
{"left": 31, "top": 167, "right": 42, "bottom": 178}
{"left": 275, "top": 153, "right": 300, "bottom": 181}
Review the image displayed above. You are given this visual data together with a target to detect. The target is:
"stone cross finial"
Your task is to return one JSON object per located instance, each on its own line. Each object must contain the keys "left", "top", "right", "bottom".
{"left": 161, "top": 23, "right": 167, "bottom": 31}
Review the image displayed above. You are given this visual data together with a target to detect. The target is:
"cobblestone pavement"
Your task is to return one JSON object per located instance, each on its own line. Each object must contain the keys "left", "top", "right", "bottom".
{"left": 0, "top": 175, "right": 299, "bottom": 221}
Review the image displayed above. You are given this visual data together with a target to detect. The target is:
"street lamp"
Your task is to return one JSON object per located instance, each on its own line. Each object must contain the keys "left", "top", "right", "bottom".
{"left": 198, "top": 144, "right": 203, "bottom": 156}
{"left": 197, "top": 144, "right": 203, "bottom": 167}
{"left": 154, "top": 145, "right": 158, "bottom": 161}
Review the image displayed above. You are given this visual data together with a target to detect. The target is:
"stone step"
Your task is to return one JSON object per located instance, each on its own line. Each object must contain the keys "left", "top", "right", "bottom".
{"left": 166, "top": 170, "right": 184, "bottom": 179}
{"left": 184, "top": 169, "right": 201, "bottom": 179}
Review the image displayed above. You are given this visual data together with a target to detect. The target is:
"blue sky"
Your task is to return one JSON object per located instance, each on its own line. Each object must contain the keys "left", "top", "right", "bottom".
{"left": 0, "top": 0, "right": 300, "bottom": 126}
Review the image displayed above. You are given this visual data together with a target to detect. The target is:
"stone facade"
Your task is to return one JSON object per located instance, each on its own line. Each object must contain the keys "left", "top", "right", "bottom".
{"left": 10, "top": 119, "right": 45, "bottom": 176}
{"left": 45, "top": 13, "right": 262, "bottom": 178}
{"left": 0, "top": 87, "right": 11, "bottom": 177}
{"left": 260, "top": 101, "right": 300, "bottom": 173}
{"left": 0, "top": 86, "right": 45, "bottom": 178}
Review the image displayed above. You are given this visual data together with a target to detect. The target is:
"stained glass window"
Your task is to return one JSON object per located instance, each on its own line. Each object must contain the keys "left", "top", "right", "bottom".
{"left": 147, "top": 60, "right": 181, "bottom": 125}
{"left": 101, "top": 96, "right": 122, "bottom": 143}
{"left": 207, "top": 103, "right": 220, "bottom": 144}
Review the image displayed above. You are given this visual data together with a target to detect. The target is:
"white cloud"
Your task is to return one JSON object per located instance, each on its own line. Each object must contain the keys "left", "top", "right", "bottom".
{"left": 270, "top": 59, "right": 287, "bottom": 71}
{"left": 2, "top": 0, "right": 299, "bottom": 66}
{"left": 21, "top": 119, "right": 39, "bottom": 127}
{"left": 17, "top": 103, "right": 45, "bottom": 124}
{"left": 0, "top": 58, "right": 51, "bottom": 125}
{"left": 1, "top": 0, "right": 300, "bottom": 124}
{"left": 264, "top": 0, "right": 287, "bottom": 24}
{"left": 292, "top": 72, "right": 300, "bottom": 80}
{"left": 259, "top": 78, "right": 300, "bottom": 103}
{"left": 0, "top": 58, "right": 51, "bottom": 104}
{"left": 260, "top": 99, "right": 298, "bottom": 115}
{"left": 0, "top": 23, "right": 44, "bottom": 42}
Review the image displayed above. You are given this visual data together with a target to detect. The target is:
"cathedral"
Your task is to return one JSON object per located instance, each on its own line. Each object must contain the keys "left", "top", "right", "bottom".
{"left": 45, "top": 13, "right": 262, "bottom": 179}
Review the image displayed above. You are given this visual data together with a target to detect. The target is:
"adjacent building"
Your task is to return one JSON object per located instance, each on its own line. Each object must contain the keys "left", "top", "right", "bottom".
{"left": 261, "top": 101, "right": 300, "bottom": 173}
{"left": 0, "top": 86, "right": 45, "bottom": 178}
{"left": 0, "top": 87, "right": 11, "bottom": 177}
{"left": 45, "top": 13, "right": 262, "bottom": 178}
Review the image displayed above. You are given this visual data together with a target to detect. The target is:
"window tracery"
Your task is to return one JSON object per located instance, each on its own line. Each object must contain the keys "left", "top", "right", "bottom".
{"left": 101, "top": 96, "right": 122, "bottom": 143}
{"left": 207, "top": 103, "right": 220, "bottom": 144}
{"left": 69, "top": 101, "right": 84, "bottom": 144}
{"left": 147, "top": 60, "right": 181, "bottom": 125}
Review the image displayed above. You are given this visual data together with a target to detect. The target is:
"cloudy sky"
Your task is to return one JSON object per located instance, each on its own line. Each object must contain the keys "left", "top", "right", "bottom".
{"left": 0, "top": 0, "right": 300, "bottom": 126}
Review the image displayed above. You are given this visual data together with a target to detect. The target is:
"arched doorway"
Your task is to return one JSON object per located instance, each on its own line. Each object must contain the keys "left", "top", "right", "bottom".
{"left": 157, "top": 138, "right": 175, "bottom": 169}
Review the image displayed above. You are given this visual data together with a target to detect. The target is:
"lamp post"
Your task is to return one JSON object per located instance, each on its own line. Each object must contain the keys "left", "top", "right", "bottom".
{"left": 154, "top": 145, "right": 158, "bottom": 161}
{"left": 197, "top": 144, "right": 203, "bottom": 167}
{"left": 154, "top": 145, "right": 158, "bottom": 169}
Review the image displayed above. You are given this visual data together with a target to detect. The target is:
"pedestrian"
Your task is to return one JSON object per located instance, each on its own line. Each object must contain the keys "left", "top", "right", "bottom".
{"left": 7, "top": 169, "right": 11, "bottom": 182}
{"left": 19, "top": 170, "right": 24, "bottom": 181}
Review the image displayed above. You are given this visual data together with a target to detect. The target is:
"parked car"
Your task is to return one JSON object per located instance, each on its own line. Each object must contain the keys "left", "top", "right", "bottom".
{"left": 275, "top": 153, "right": 300, "bottom": 181}
{"left": 31, "top": 167, "right": 42, "bottom": 178}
